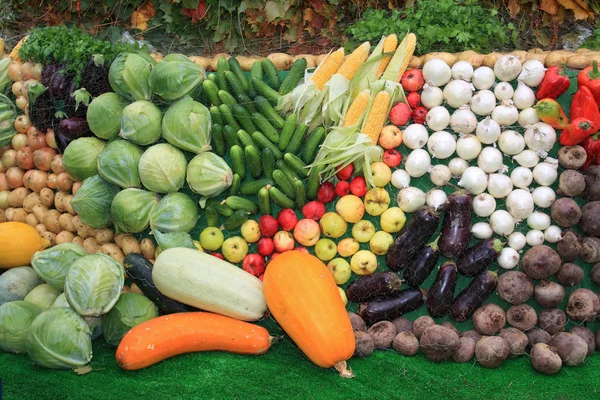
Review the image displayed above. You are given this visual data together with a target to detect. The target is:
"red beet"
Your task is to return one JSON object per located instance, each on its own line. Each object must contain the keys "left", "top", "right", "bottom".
{"left": 302, "top": 201, "right": 326, "bottom": 220}
{"left": 335, "top": 181, "right": 350, "bottom": 197}
{"left": 411, "top": 106, "right": 428, "bottom": 124}
{"left": 383, "top": 149, "right": 402, "bottom": 168}
{"left": 317, "top": 182, "right": 336, "bottom": 203}
{"left": 259, "top": 215, "right": 279, "bottom": 237}
{"left": 350, "top": 176, "right": 367, "bottom": 197}
{"left": 277, "top": 208, "right": 298, "bottom": 231}
{"left": 257, "top": 238, "right": 275, "bottom": 256}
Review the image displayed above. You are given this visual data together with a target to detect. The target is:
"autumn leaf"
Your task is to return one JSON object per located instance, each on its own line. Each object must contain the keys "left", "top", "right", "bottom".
{"left": 540, "top": 0, "right": 559, "bottom": 15}
{"left": 557, "top": 0, "right": 594, "bottom": 19}
{"left": 131, "top": 2, "right": 156, "bottom": 31}
{"left": 508, "top": 0, "right": 521, "bottom": 18}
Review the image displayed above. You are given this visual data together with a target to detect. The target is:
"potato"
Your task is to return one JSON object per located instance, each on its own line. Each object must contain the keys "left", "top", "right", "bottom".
{"left": 413, "top": 315, "right": 435, "bottom": 339}
{"left": 55, "top": 231, "right": 75, "bottom": 244}
{"left": 236, "top": 55, "right": 260, "bottom": 71}
{"left": 551, "top": 198, "right": 582, "bottom": 228}
{"left": 475, "top": 336, "right": 509, "bottom": 368}
{"left": 22, "top": 192, "right": 41, "bottom": 213}
{"left": 35, "top": 223, "right": 47, "bottom": 235}
{"left": 25, "top": 213, "right": 39, "bottom": 227}
{"left": 95, "top": 228, "right": 114, "bottom": 245}
{"left": 354, "top": 331, "right": 374, "bottom": 357}
{"left": 497, "top": 271, "right": 532, "bottom": 305}
{"left": 521, "top": 245, "right": 561, "bottom": 280}
{"left": 348, "top": 312, "right": 366, "bottom": 331}
{"left": 567, "top": 54, "right": 591, "bottom": 69}
{"left": 76, "top": 220, "right": 98, "bottom": 239}
{"left": 530, "top": 343, "right": 562, "bottom": 375}
{"left": 72, "top": 236, "right": 84, "bottom": 247}
{"left": 499, "top": 327, "right": 528, "bottom": 359}
{"left": 423, "top": 52, "right": 457, "bottom": 67}
{"left": 120, "top": 235, "right": 141, "bottom": 256}
{"left": 0, "top": 211, "right": 5, "bottom": 223}
{"left": 293, "top": 54, "right": 316, "bottom": 69}
{"left": 210, "top": 53, "right": 230, "bottom": 71}
{"left": 8, "top": 187, "right": 30, "bottom": 208}
{"left": 473, "top": 304, "right": 506, "bottom": 335}
{"left": 391, "top": 317, "right": 413, "bottom": 334}
{"left": 538, "top": 308, "right": 566, "bottom": 335}
{"left": 315, "top": 54, "right": 329, "bottom": 66}
{"left": 101, "top": 243, "right": 125, "bottom": 264}
{"left": 556, "top": 230, "right": 582, "bottom": 263}
{"left": 506, "top": 304, "right": 537, "bottom": 332}
{"left": 115, "top": 234, "right": 127, "bottom": 248}
{"left": 9, "top": 208, "right": 27, "bottom": 223}
{"left": 54, "top": 191, "right": 69, "bottom": 213}
{"left": 458, "top": 50, "right": 483, "bottom": 68}
{"left": 58, "top": 213, "right": 75, "bottom": 232}
{"left": 408, "top": 56, "right": 422, "bottom": 69}
{"left": 548, "top": 332, "right": 588, "bottom": 366}
{"left": 392, "top": 331, "right": 419, "bottom": 356}
{"left": 584, "top": 165, "right": 600, "bottom": 201}
{"left": 526, "top": 52, "right": 547, "bottom": 63}
{"left": 526, "top": 328, "right": 551, "bottom": 349}
{"left": 43, "top": 209, "right": 61, "bottom": 234}
{"left": 83, "top": 237, "right": 101, "bottom": 253}
{"left": 453, "top": 337, "right": 476, "bottom": 363}
{"left": 569, "top": 326, "right": 596, "bottom": 357}
{"left": 41, "top": 231, "right": 56, "bottom": 246}
{"left": 558, "top": 145, "right": 587, "bottom": 169}
{"left": 188, "top": 56, "right": 212, "bottom": 71}
{"left": 483, "top": 52, "right": 502, "bottom": 67}
{"left": 461, "top": 330, "right": 482, "bottom": 342}
{"left": 510, "top": 50, "right": 527, "bottom": 63}
{"left": 556, "top": 263, "right": 584, "bottom": 286}
{"left": 545, "top": 51, "right": 570, "bottom": 66}
{"left": 140, "top": 238, "right": 155, "bottom": 260}
{"left": 32, "top": 204, "right": 48, "bottom": 225}
{"left": 267, "top": 53, "right": 293, "bottom": 70}
{"left": 566, "top": 288, "right": 600, "bottom": 322}
{"left": 420, "top": 325, "right": 460, "bottom": 362}
{"left": 579, "top": 201, "right": 600, "bottom": 236}
{"left": 367, "top": 321, "right": 396, "bottom": 349}
{"left": 63, "top": 194, "right": 74, "bottom": 214}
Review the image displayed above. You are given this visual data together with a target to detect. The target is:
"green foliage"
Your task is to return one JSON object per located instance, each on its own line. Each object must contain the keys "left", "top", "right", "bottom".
{"left": 582, "top": 28, "right": 600, "bottom": 50}
{"left": 347, "top": 0, "right": 519, "bottom": 54}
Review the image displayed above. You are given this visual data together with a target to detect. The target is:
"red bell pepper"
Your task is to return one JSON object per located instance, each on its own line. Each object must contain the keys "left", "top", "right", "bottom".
{"left": 559, "top": 118, "right": 596, "bottom": 146}
{"left": 582, "top": 135, "right": 600, "bottom": 169}
{"left": 534, "top": 98, "right": 569, "bottom": 129}
{"left": 577, "top": 60, "right": 600, "bottom": 106}
{"left": 571, "top": 85, "right": 600, "bottom": 135}
{"left": 537, "top": 66, "right": 570, "bottom": 100}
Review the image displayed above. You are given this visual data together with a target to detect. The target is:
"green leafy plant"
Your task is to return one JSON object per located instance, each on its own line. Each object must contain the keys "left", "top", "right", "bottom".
{"left": 582, "top": 28, "right": 600, "bottom": 50}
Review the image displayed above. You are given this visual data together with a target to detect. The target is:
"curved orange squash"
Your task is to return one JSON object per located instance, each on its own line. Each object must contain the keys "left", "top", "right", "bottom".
{"left": 0, "top": 222, "right": 50, "bottom": 269}
{"left": 263, "top": 251, "right": 355, "bottom": 377}
{"left": 116, "top": 312, "right": 273, "bottom": 370}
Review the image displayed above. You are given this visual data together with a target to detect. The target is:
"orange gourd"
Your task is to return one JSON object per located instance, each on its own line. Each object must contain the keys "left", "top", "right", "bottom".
{"left": 0, "top": 222, "right": 50, "bottom": 269}
{"left": 263, "top": 251, "right": 355, "bottom": 377}
{"left": 116, "top": 312, "right": 273, "bottom": 370}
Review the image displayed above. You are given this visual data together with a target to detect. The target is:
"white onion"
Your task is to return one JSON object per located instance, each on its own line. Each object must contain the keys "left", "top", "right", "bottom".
{"left": 473, "top": 193, "right": 496, "bottom": 217}
{"left": 494, "top": 55, "right": 522, "bottom": 82}
{"left": 532, "top": 161, "right": 558, "bottom": 186}
{"left": 507, "top": 232, "right": 526, "bottom": 251}
{"left": 449, "top": 105, "right": 477, "bottom": 134}
{"left": 518, "top": 107, "right": 540, "bottom": 127}
{"left": 544, "top": 225, "right": 562, "bottom": 243}
{"left": 532, "top": 186, "right": 556, "bottom": 208}
{"left": 426, "top": 189, "right": 448, "bottom": 210}
{"left": 494, "top": 82, "right": 514, "bottom": 101}
{"left": 423, "top": 59, "right": 452, "bottom": 86}
{"left": 444, "top": 80, "right": 474, "bottom": 108}
{"left": 490, "top": 210, "right": 515, "bottom": 236}
{"left": 429, "top": 164, "right": 452, "bottom": 186}
{"left": 403, "top": 124, "right": 429, "bottom": 149}
{"left": 477, "top": 146, "right": 504, "bottom": 173}
{"left": 397, "top": 187, "right": 426, "bottom": 213}
{"left": 526, "top": 230, "right": 545, "bottom": 246}
{"left": 449, "top": 157, "right": 469, "bottom": 178}
{"left": 510, "top": 166, "right": 533, "bottom": 189}
{"left": 524, "top": 122, "right": 556, "bottom": 153}
{"left": 527, "top": 211, "right": 551, "bottom": 230}
{"left": 518, "top": 60, "right": 545, "bottom": 87}
{"left": 498, "top": 129, "right": 525, "bottom": 155}
{"left": 458, "top": 166, "right": 488, "bottom": 194}
{"left": 470, "top": 90, "right": 496, "bottom": 116}
{"left": 498, "top": 247, "right": 520, "bottom": 269}
{"left": 506, "top": 189, "right": 534, "bottom": 221}
{"left": 471, "top": 222, "right": 493, "bottom": 239}
{"left": 512, "top": 81, "right": 536, "bottom": 110}
{"left": 405, "top": 149, "right": 431, "bottom": 177}
{"left": 391, "top": 169, "right": 411, "bottom": 189}
{"left": 512, "top": 150, "right": 539, "bottom": 168}
{"left": 425, "top": 106, "right": 450, "bottom": 131}
{"left": 487, "top": 173, "right": 513, "bottom": 198}
{"left": 452, "top": 61, "right": 474, "bottom": 81}
{"left": 476, "top": 117, "right": 501, "bottom": 144}
{"left": 472, "top": 66, "right": 495, "bottom": 90}
{"left": 456, "top": 134, "right": 482, "bottom": 161}
{"left": 421, "top": 84, "right": 444, "bottom": 109}
{"left": 492, "top": 101, "right": 519, "bottom": 126}
{"left": 427, "top": 131, "right": 456, "bottom": 159}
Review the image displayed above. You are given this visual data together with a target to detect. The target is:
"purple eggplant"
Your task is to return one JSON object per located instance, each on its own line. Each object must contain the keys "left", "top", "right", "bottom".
{"left": 403, "top": 235, "right": 440, "bottom": 288}
{"left": 357, "top": 288, "right": 426, "bottom": 325}
{"left": 55, "top": 117, "right": 92, "bottom": 153}
{"left": 456, "top": 238, "right": 503, "bottom": 277}
{"left": 48, "top": 68, "right": 74, "bottom": 99}
{"left": 450, "top": 270, "right": 498, "bottom": 322}
{"left": 439, "top": 190, "right": 473, "bottom": 258}
{"left": 426, "top": 261, "right": 458, "bottom": 318}
{"left": 386, "top": 206, "right": 440, "bottom": 271}
{"left": 346, "top": 271, "right": 402, "bottom": 303}
{"left": 41, "top": 63, "right": 59, "bottom": 88}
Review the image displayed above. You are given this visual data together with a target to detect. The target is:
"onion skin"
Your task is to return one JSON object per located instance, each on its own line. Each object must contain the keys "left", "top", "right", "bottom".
{"left": 33, "top": 148, "right": 56, "bottom": 171}
{"left": 16, "top": 147, "right": 34, "bottom": 170}
{"left": 5, "top": 167, "right": 25, "bottom": 189}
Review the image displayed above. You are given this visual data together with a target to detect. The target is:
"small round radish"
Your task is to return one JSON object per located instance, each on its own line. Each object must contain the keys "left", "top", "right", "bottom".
{"left": 383, "top": 149, "right": 402, "bottom": 168}
{"left": 407, "top": 91, "right": 421, "bottom": 109}
{"left": 389, "top": 102, "right": 411, "bottom": 126}
{"left": 259, "top": 215, "right": 279, "bottom": 237}
{"left": 277, "top": 208, "right": 298, "bottom": 231}
{"left": 336, "top": 164, "right": 354, "bottom": 180}
{"left": 349, "top": 176, "right": 367, "bottom": 197}
{"left": 335, "top": 181, "right": 350, "bottom": 197}
{"left": 302, "top": 201, "right": 326, "bottom": 220}
{"left": 401, "top": 69, "right": 425, "bottom": 91}
{"left": 411, "top": 106, "right": 428, "bottom": 124}
{"left": 317, "top": 182, "right": 336, "bottom": 203}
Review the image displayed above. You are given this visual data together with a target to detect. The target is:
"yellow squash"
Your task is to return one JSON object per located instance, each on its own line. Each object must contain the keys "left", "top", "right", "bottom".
{"left": 0, "top": 222, "right": 51, "bottom": 268}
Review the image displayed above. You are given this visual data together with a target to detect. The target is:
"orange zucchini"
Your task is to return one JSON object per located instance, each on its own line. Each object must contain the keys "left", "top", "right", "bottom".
{"left": 0, "top": 222, "right": 51, "bottom": 268}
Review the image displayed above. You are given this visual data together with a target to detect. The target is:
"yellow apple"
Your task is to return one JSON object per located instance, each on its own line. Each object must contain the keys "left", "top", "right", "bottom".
{"left": 370, "top": 162, "right": 392, "bottom": 187}
{"left": 380, "top": 207, "right": 407, "bottom": 233}
{"left": 338, "top": 287, "right": 348, "bottom": 306}
{"left": 335, "top": 195, "right": 364, "bottom": 223}
{"left": 199, "top": 227, "right": 224, "bottom": 251}
{"left": 379, "top": 125, "right": 403, "bottom": 149}
{"left": 369, "top": 231, "right": 394, "bottom": 255}
{"left": 221, "top": 236, "right": 248, "bottom": 263}
{"left": 327, "top": 258, "right": 352, "bottom": 285}
{"left": 337, "top": 238, "right": 360, "bottom": 257}
{"left": 240, "top": 220, "right": 261, "bottom": 243}
{"left": 315, "top": 238, "right": 338, "bottom": 261}
{"left": 351, "top": 220, "right": 376, "bottom": 243}
{"left": 319, "top": 212, "right": 348, "bottom": 238}
{"left": 364, "top": 188, "right": 390, "bottom": 216}
{"left": 350, "top": 250, "right": 378, "bottom": 275}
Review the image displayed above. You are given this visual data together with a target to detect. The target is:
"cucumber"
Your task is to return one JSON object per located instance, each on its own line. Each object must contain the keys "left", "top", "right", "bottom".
{"left": 244, "top": 145, "right": 262, "bottom": 179}
{"left": 250, "top": 61, "right": 263, "bottom": 83}
{"left": 286, "top": 123, "right": 309, "bottom": 154}
{"left": 232, "top": 105, "right": 258, "bottom": 134}
{"left": 205, "top": 206, "right": 220, "bottom": 227}
{"left": 262, "top": 147, "right": 276, "bottom": 180}
{"left": 250, "top": 77, "right": 281, "bottom": 106}
{"left": 225, "top": 70, "right": 247, "bottom": 98}
{"left": 237, "top": 93, "right": 257, "bottom": 113}
{"left": 209, "top": 105, "right": 224, "bottom": 125}
{"left": 206, "top": 200, "right": 234, "bottom": 217}
{"left": 236, "top": 129, "right": 256, "bottom": 148}
{"left": 227, "top": 57, "right": 250, "bottom": 94}
{"left": 302, "top": 126, "right": 325, "bottom": 164}
{"left": 207, "top": 73, "right": 217, "bottom": 82}
{"left": 218, "top": 90, "right": 238, "bottom": 106}
{"left": 293, "top": 178, "right": 307, "bottom": 209}
{"left": 241, "top": 178, "right": 275, "bottom": 195}
{"left": 211, "top": 124, "right": 226, "bottom": 156}
{"left": 229, "top": 145, "right": 246, "bottom": 181}
{"left": 252, "top": 112, "right": 279, "bottom": 143}
{"left": 279, "top": 58, "right": 307, "bottom": 95}
{"left": 258, "top": 187, "right": 271, "bottom": 215}
{"left": 307, "top": 164, "right": 322, "bottom": 200}
{"left": 203, "top": 80, "right": 221, "bottom": 106}
{"left": 225, "top": 196, "right": 260, "bottom": 214}
{"left": 254, "top": 96, "right": 285, "bottom": 129}
{"left": 284, "top": 152, "right": 309, "bottom": 178}
{"left": 272, "top": 169, "right": 296, "bottom": 200}
{"left": 276, "top": 159, "right": 300, "bottom": 182}
{"left": 261, "top": 58, "right": 281, "bottom": 90}
{"left": 219, "top": 104, "right": 241, "bottom": 131}
{"left": 278, "top": 114, "right": 298, "bottom": 151}
{"left": 223, "top": 124, "right": 240, "bottom": 147}
{"left": 216, "top": 57, "right": 230, "bottom": 91}
{"left": 223, "top": 209, "right": 250, "bottom": 231}
{"left": 252, "top": 131, "right": 283, "bottom": 160}
{"left": 228, "top": 173, "right": 241, "bottom": 196}
{"left": 269, "top": 186, "right": 295, "bottom": 209}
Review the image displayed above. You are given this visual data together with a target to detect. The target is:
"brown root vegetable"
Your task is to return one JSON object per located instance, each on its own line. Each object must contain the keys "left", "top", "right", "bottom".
{"left": 473, "top": 304, "right": 506, "bottom": 335}
{"left": 267, "top": 53, "right": 293, "bottom": 70}
{"left": 550, "top": 198, "right": 582, "bottom": 228}
{"left": 72, "top": 236, "right": 84, "bottom": 247}
{"left": 367, "top": 321, "right": 397, "bottom": 349}
{"left": 567, "top": 54, "right": 591, "bottom": 69}
{"left": 76, "top": 220, "right": 98, "bottom": 240}
{"left": 391, "top": 317, "right": 413, "bottom": 334}
{"left": 392, "top": 331, "right": 419, "bottom": 356}
{"left": 461, "top": 330, "right": 483, "bottom": 342}
{"left": 452, "top": 337, "right": 476, "bottom": 363}
{"left": 569, "top": 326, "right": 596, "bottom": 357}
{"left": 556, "top": 230, "right": 582, "bottom": 263}
{"left": 63, "top": 194, "right": 74, "bottom": 214}
{"left": 499, "top": 327, "right": 528, "bottom": 358}
{"left": 558, "top": 145, "right": 587, "bottom": 169}
{"left": 534, "top": 280, "right": 565, "bottom": 308}
{"left": 83, "top": 237, "right": 101, "bottom": 254}
{"left": 41, "top": 231, "right": 56, "bottom": 246}
{"left": 582, "top": 237, "right": 600, "bottom": 263}
{"left": 506, "top": 304, "right": 537, "bottom": 331}
{"left": 140, "top": 238, "right": 155, "bottom": 259}
{"left": 34, "top": 223, "right": 46, "bottom": 235}
{"left": 522, "top": 245, "right": 562, "bottom": 280}
{"left": 354, "top": 331, "right": 374, "bottom": 357}
{"left": 210, "top": 54, "right": 230, "bottom": 71}
{"left": 408, "top": 56, "right": 422, "bottom": 68}
{"left": 32, "top": 204, "right": 47, "bottom": 224}
{"left": 348, "top": 312, "right": 366, "bottom": 332}
{"left": 8, "top": 208, "right": 27, "bottom": 222}
{"left": 475, "top": 336, "right": 510, "bottom": 368}
{"left": 556, "top": 263, "right": 584, "bottom": 286}
{"left": 120, "top": 235, "right": 141, "bottom": 256}
{"left": 583, "top": 165, "right": 600, "bottom": 201}
{"left": 591, "top": 263, "right": 600, "bottom": 286}
{"left": 43, "top": 209, "right": 61, "bottom": 234}
{"left": 530, "top": 343, "right": 562, "bottom": 375}
{"left": 39, "top": 188, "right": 54, "bottom": 208}
{"left": 526, "top": 328, "right": 551, "bottom": 349}
{"left": 292, "top": 55, "right": 316, "bottom": 68}
{"left": 511, "top": 50, "right": 527, "bottom": 63}
{"left": 545, "top": 51, "right": 570, "bottom": 67}
{"left": 423, "top": 52, "right": 457, "bottom": 66}
{"left": 55, "top": 230, "right": 74, "bottom": 244}
{"left": 22, "top": 192, "right": 41, "bottom": 212}
{"left": 566, "top": 288, "right": 600, "bottom": 322}
{"left": 558, "top": 170, "right": 586, "bottom": 197}
{"left": 483, "top": 52, "right": 503, "bottom": 67}
{"left": 100, "top": 243, "right": 125, "bottom": 264}
{"left": 115, "top": 234, "right": 127, "bottom": 248}
{"left": 548, "top": 332, "right": 588, "bottom": 366}
{"left": 441, "top": 322, "right": 459, "bottom": 336}
{"left": 458, "top": 50, "right": 484, "bottom": 67}
{"left": 95, "top": 229, "right": 114, "bottom": 245}
{"left": 413, "top": 316, "right": 435, "bottom": 339}
{"left": 419, "top": 325, "right": 460, "bottom": 362}
{"left": 24, "top": 213, "right": 38, "bottom": 227}
{"left": 579, "top": 201, "right": 600, "bottom": 236}
{"left": 538, "top": 308, "right": 566, "bottom": 335}
{"left": 497, "top": 271, "right": 533, "bottom": 304}
{"left": 7, "top": 187, "right": 30, "bottom": 207}
{"left": 58, "top": 213, "right": 75, "bottom": 232}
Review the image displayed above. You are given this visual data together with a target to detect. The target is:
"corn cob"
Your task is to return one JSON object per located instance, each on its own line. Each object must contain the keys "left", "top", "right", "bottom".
{"left": 381, "top": 33, "right": 416, "bottom": 83}
{"left": 337, "top": 42, "right": 371, "bottom": 81}
{"left": 311, "top": 48, "right": 345, "bottom": 90}
{"left": 376, "top": 34, "right": 398, "bottom": 77}
{"left": 342, "top": 89, "right": 370, "bottom": 127}
{"left": 9, "top": 36, "right": 28, "bottom": 62}
{"left": 363, "top": 91, "right": 390, "bottom": 145}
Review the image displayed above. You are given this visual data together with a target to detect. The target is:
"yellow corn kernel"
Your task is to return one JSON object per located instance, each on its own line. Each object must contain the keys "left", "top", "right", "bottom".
{"left": 342, "top": 89, "right": 371, "bottom": 127}
{"left": 337, "top": 42, "right": 371, "bottom": 81}
{"left": 381, "top": 33, "right": 417, "bottom": 83}
{"left": 376, "top": 34, "right": 398, "bottom": 77}
{"left": 394, "top": 33, "right": 416, "bottom": 82}
{"left": 363, "top": 91, "right": 391, "bottom": 145}
{"left": 311, "top": 48, "right": 345, "bottom": 90}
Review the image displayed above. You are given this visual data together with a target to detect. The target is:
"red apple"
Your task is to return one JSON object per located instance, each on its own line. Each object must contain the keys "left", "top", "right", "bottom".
{"left": 258, "top": 215, "right": 278, "bottom": 237}
{"left": 349, "top": 176, "right": 367, "bottom": 197}
{"left": 401, "top": 68, "right": 424, "bottom": 91}
{"left": 294, "top": 246, "right": 309, "bottom": 253}
{"left": 242, "top": 254, "right": 266, "bottom": 277}
{"left": 258, "top": 273, "right": 265, "bottom": 281}
{"left": 407, "top": 91, "right": 421, "bottom": 109}
{"left": 383, "top": 149, "right": 402, "bottom": 168}
{"left": 378, "top": 125, "right": 403, "bottom": 149}
{"left": 257, "top": 237, "right": 275, "bottom": 256}
{"left": 302, "top": 200, "right": 326, "bottom": 220}
{"left": 389, "top": 102, "right": 411, "bottom": 126}
{"left": 317, "top": 182, "right": 336, "bottom": 203}
{"left": 210, "top": 252, "right": 224, "bottom": 260}
{"left": 273, "top": 230, "right": 295, "bottom": 252}
{"left": 411, "top": 106, "right": 428, "bottom": 124}
{"left": 335, "top": 181, "right": 350, "bottom": 197}
{"left": 277, "top": 208, "right": 298, "bottom": 231}
{"left": 270, "top": 252, "right": 281, "bottom": 261}
{"left": 293, "top": 218, "right": 321, "bottom": 246}
{"left": 336, "top": 163, "right": 354, "bottom": 180}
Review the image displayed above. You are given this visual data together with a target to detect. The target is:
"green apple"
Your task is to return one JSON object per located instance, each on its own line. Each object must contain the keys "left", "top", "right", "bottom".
{"left": 380, "top": 207, "right": 407, "bottom": 233}
{"left": 370, "top": 161, "right": 392, "bottom": 187}
{"left": 350, "top": 250, "right": 378, "bottom": 275}
{"left": 319, "top": 212, "right": 348, "bottom": 238}
{"left": 327, "top": 258, "right": 351, "bottom": 285}
{"left": 335, "top": 195, "right": 364, "bottom": 223}
{"left": 221, "top": 236, "right": 248, "bottom": 263}
{"left": 199, "top": 227, "right": 225, "bottom": 251}
{"left": 364, "top": 188, "right": 390, "bottom": 216}
{"left": 351, "top": 220, "right": 376, "bottom": 243}
{"left": 337, "top": 238, "right": 360, "bottom": 257}
{"left": 369, "top": 231, "right": 394, "bottom": 255}
{"left": 315, "top": 238, "right": 337, "bottom": 261}
{"left": 240, "top": 220, "right": 261, "bottom": 243}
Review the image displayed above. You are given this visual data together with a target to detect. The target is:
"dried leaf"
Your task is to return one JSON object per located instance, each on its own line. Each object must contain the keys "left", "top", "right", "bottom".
{"left": 540, "top": 0, "right": 559, "bottom": 14}
{"left": 73, "top": 366, "right": 93, "bottom": 375}
{"left": 557, "top": 0, "right": 594, "bottom": 19}
{"left": 508, "top": 0, "right": 521, "bottom": 17}
{"left": 131, "top": 2, "right": 156, "bottom": 31}
{"left": 574, "top": 0, "right": 590, "bottom": 11}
